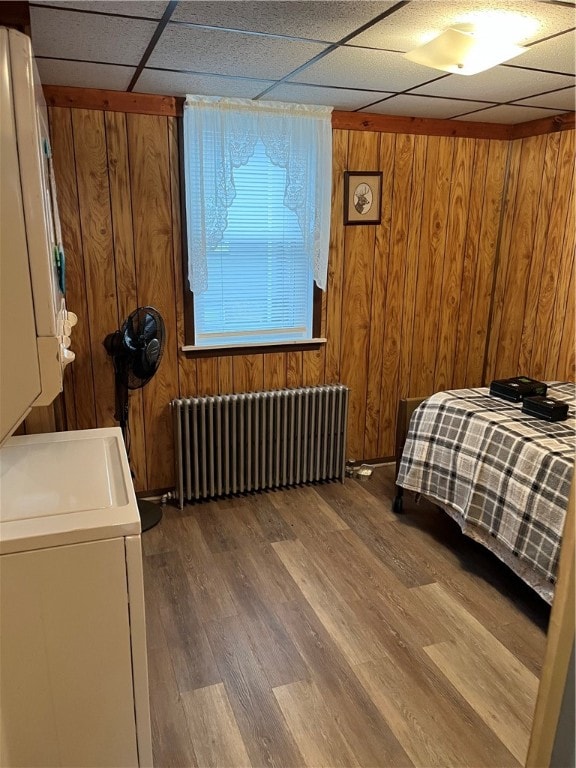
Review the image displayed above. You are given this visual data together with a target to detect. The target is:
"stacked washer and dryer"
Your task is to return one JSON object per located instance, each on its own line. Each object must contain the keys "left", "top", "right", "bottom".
{"left": 0, "top": 28, "right": 152, "bottom": 767}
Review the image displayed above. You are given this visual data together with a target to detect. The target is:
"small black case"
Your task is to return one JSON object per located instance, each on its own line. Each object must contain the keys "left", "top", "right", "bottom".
{"left": 489, "top": 376, "right": 548, "bottom": 402}
{"left": 522, "top": 396, "right": 569, "bottom": 422}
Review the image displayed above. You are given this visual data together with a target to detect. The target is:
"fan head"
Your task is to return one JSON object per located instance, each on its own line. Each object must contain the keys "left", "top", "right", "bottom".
{"left": 120, "top": 306, "right": 166, "bottom": 389}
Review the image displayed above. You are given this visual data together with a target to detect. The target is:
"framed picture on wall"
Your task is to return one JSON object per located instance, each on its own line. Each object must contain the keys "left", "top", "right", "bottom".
{"left": 343, "top": 171, "right": 383, "bottom": 225}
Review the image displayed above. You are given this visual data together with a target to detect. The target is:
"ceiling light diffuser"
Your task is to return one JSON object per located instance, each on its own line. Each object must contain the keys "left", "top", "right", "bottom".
{"left": 404, "top": 26, "right": 528, "bottom": 76}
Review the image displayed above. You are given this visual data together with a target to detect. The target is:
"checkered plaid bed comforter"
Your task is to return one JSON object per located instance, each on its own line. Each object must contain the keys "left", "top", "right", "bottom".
{"left": 397, "top": 383, "right": 575, "bottom": 584}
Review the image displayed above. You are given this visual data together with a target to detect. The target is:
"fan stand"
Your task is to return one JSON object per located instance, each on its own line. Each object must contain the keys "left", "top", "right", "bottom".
{"left": 116, "top": 386, "right": 163, "bottom": 533}
{"left": 138, "top": 499, "right": 163, "bottom": 532}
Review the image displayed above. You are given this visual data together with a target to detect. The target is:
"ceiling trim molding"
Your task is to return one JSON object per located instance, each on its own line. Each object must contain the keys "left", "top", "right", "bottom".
{"left": 332, "top": 111, "right": 515, "bottom": 139}
{"left": 43, "top": 85, "right": 182, "bottom": 116}
{"left": 511, "top": 110, "right": 575, "bottom": 139}
{"left": 42, "top": 85, "right": 575, "bottom": 139}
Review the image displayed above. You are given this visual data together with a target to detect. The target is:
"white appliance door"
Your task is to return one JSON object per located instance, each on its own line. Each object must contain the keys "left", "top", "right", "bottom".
{"left": 9, "top": 28, "right": 62, "bottom": 338}
{"left": 0, "top": 28, "right": 41, "bottom": 444}
{"left": 0, "top": 537, "right": 139, "bottom": 767}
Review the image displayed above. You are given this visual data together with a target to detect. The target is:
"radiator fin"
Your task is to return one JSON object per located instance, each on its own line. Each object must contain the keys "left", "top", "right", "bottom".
{"left": 171, "top": 385, "right": 349, "bottom": 507}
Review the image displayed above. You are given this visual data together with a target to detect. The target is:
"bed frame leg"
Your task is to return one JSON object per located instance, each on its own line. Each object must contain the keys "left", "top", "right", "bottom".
{"left": 392, "top": 486, "right": 404, "bottom": 514}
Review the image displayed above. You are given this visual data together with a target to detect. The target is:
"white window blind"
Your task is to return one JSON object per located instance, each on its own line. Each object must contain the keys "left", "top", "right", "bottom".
{"left": 194, "top": 140, "right": 313, "bottom": 347}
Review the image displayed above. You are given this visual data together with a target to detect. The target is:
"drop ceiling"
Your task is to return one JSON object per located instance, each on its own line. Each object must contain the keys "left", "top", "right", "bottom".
{"left": 30, "top": 0, "right": 576, "bottom": 124}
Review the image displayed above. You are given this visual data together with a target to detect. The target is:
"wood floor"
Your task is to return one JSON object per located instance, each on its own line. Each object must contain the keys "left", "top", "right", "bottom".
{"left": 142, "top": 464, "right": 550, "bottom": 768}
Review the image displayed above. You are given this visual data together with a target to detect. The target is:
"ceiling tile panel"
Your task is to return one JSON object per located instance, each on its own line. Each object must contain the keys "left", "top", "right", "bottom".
{"left": 453, "top": 104, "right": 567, "bottom": 123}
{"left": 35, "top": 58, "right": 135, "bottom": 90}
{"left": 30, "top": 7, "right": 157, "bottom": 65}
{"left": 148, "top": 24, "right": 327, "bottom": 79}
{"left": 365, "top": 93, "right": 496, "bottom": 118}
{"left": 515, "top": 86, "right": 576, "bottom": 111}
{"left": 291, "top": 46, "right": 442, "bottom": 91}
{"left": 412, "top": 65, "right": 575, "bottom": 103}
{"left": 264, "top": 83, "right": 393, "bottom": 110}
{"left": 135, "top": 69, "right": 273, "bottom": 98}
{"left": 171, "top": 1, "right": 395, "bottom": 42}
{"left": 31, "top": 1, "right": 169, "bottom": 18}
{"left": 352, "top": 1, "right": 576, "bottom": 52}
{"left": 511, "top": 31, "right": 576, "bottom": 76}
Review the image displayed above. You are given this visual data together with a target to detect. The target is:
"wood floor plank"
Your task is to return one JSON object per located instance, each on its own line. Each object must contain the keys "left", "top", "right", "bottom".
{"left": 147, "top": 646, "right": 198, "bottom": 768}
{"left": 273, "top": 539, "right": 388, "bottom": 666}
{"left": 268, "top": 485, "right": 349, "bottom": 540}
{"left": 414, "top": 581, "right": 542, "bottom": 699}
{"left": 229, "top": 493, "right": 297, "bottom": 544}
{"left": 215, "top": 548, "right": 308, "bottom": 688}
{"left": 205, "top": 614, "right": 305, "bottom": 768}
{"left": 165, "top": 515, "right": 238, "bottom": 623}
{"left": 354, "top": 649, "right": 519, "bottom": 768}
{"left": 220, "top": 543, "right": 301, "bottom": 608}
{"left": 275, "top": 599, "right": 413, "bottom": 768}
{"left": 273, "top": 679, "right": 361, "bottom": 768}
{"left": 298, "top": 529, "right": 447, "bottom": 647}
{"left": 417, "top": 583, "right": 539, "bottom": 764}
{"left": 193, "top": 502, "right": 249, "bottom": 553}
{"left": 148, "top": 551, "right": 221, "bottom": 692}
{"left": 181, "top": 683, "right": 252, "bottom": 768}
{"left": 488, "top": 621, "right": 547, "bottom": 678}
{"left": 425, "top": 640, "right": 535, "bottom": 765}
{"left": 315, "top": 481, "right": 435, "bottom": 587}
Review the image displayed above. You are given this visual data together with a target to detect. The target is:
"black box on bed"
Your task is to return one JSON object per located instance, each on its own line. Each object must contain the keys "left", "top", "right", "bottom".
{"left": 489, "top": 376, "right": 547, "bottom": 402}
{"left": 522, "top": 396, "right": 569, "bottom": 422}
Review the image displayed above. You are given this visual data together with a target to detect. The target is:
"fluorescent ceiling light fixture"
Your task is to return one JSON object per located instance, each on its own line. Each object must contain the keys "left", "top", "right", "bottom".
{"left": 404, "top": 26, "right": 528, "bottom": 76}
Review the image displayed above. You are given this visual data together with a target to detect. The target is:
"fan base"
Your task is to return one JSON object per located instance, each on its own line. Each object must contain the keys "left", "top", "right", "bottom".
{"left": 138, "top": 499, "right": 163, "bottom": 532}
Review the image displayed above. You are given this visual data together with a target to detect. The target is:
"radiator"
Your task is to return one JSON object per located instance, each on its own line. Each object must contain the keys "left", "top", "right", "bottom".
{"left": 171, "top": 385, "right": 349, "bottom": 507}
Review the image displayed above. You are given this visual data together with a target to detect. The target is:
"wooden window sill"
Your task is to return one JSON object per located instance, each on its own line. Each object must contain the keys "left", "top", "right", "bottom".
{"left": 181, "top": 338, "right": 327, "bottom": 357}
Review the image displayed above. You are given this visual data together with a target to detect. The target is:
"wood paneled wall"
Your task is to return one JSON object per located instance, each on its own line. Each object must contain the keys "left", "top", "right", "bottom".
{"left": 48, "top": 105, "right": 575, "bottom": 492}
{"left": 485, "top": 130, "right": 575, "bottom": 383}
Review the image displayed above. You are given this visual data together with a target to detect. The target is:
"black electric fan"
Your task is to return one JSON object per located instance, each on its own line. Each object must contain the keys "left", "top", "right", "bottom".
{"left": 104, "top": 306, "right": 166, "bottom": 531}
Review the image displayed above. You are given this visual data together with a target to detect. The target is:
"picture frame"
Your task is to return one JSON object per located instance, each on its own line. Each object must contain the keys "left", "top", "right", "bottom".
{"left": 343, "top": 171, "right": 383, "bottom": 225}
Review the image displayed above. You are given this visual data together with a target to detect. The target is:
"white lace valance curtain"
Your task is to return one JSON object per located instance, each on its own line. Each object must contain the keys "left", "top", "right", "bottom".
{"left": 183, "top": 94, "right": 333, "bottom": 294}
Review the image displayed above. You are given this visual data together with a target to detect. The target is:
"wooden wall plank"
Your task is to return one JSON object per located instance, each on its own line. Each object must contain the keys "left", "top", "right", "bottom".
{"left": 546, "top": 174, "right": 575, "bottom": 380}
{"left": 218, "top": 357, "right": 234, "bottom": 394}
{"left": 71, "top": 108, "right": 118, "bottom": 428}
{"left": 302, "top": 348, "right": 325, "bottom": 386}
{"left": 364, "top": 133, "right": 395, "bottom": 458}
{"left": 168, "top": 117, "right": 197, "bottom": 399}
{"left": 264, "top": 353, "right": 287, "bottom": 390}
{"left": 484, "top": 139, "right": 522, "bottom": 383}
{"left": 233, "top": 355, "right": 264, "bottom": 393}
{"left": 286, "top": 352, "right": 303, "bottom": 388}
{"left": 49, "top": 106, "right": 95, "bottom": 430}
{"left": 325, "top": 129, "right": 348, "bottom": 384}
{"left": 127, "top": 114, "right": 178, "bottom": 489}
{"left": 377, "top": 133, "right": 415, "bottom": 456}
{"left": 340, "top": 130, "right": 380, "bottom": 459}
{"left": 196, "top": 357, "right": 219, "bottom": 395}
{"left": 105, "top": 110, "right": 147, "bottom": 490}
{"left": 434, "top": 137, "right": 474, "bottom": 392}
{"left": 410, "top": 136, "right": 454, "bottom": 397}
{"left": 530, "top": 132, "right": 574, "bottom": 378}
{"left": 400, "top": 135, "right": 427, "bottom": 398}
{"left": 452, "top": 141, "right": 489, "bottom": 389}
{"left": 492, "top": 134, "right": 548, "bottom": 378}
{"left": 465, "top": 139, "right": 508, "bottom": 386}
{"left": 556, "top": 251, "right": 575, "bottom": 381}
{"left": 517, "top": 132, "right": 561, "bottom": 375}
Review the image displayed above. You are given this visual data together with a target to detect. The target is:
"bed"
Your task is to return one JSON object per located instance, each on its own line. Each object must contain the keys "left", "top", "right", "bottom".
{"left": 396, "top": 382, "right": 575, "bottom": 604}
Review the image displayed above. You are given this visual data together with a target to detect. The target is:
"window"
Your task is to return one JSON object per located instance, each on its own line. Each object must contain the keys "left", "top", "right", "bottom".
{"left": 182, "top": 95, "right": 332, "bottom": 351}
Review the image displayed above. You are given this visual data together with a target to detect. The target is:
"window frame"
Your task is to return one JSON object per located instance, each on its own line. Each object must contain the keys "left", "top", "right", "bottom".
{"left": 177, "top": 119, "right": 325, "bottom": 357}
